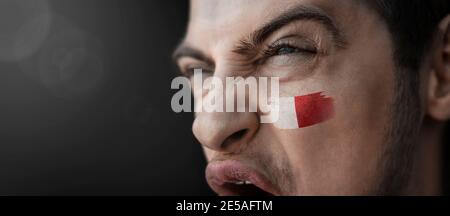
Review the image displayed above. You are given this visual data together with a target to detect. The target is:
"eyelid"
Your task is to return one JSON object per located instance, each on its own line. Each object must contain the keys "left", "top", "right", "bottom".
{"left": 268, "top": 40, "right": 317, "bottom": 55}
{"left": 272, "top": 35, "right": 318, "bottom": 50}
{"left": 178, "top": 58, "right": 214, "bottom": 77}
{"left": 255, "top": 36, "right": 318, "bottom": 64}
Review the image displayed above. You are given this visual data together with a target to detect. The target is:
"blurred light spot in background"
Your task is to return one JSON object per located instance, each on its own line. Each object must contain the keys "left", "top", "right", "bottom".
{"left": 0, "top": 0, "right": 51, "bottom": 62}
{"left": 0, "top": 0, "right": 209, "bottom": 195}
{"left": 19, "top": 15, "right": 105, "bottom": 100}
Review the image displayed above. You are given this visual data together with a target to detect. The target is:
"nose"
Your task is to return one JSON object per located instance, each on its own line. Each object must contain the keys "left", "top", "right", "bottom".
{"left": 192, "top": 110, "right": 259, "bottom": 153}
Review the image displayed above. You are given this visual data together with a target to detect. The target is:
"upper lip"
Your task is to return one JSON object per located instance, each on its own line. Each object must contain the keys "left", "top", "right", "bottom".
{"left": 205, "top": 159, "right": 279, "bottom": 196}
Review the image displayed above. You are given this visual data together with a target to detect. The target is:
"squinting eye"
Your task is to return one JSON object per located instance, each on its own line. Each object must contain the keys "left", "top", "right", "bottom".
{"left": 183, "top": 67, "right": 214, "bottom": 77}
{"left": 275, "top": 46, "right": 300, "bottom": 55}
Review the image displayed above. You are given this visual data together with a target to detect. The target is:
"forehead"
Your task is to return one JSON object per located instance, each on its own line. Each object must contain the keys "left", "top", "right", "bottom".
{"left": 189, "top": 0, "right": 366, "bottom": 21}
{"left": 186, "top": 0, "right": 370, "bottom": 52}
{"left": 190, "top": 0, "right": 285, "bottom": 23}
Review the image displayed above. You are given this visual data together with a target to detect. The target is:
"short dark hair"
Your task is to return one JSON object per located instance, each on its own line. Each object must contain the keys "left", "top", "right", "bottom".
{"left": 366, "top": 0, "right": 450, "bottom": 70}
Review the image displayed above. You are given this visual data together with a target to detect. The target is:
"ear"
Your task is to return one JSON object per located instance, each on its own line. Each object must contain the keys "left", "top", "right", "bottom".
{"left": 428, "top": 15, "right": 450, "bottom": 121}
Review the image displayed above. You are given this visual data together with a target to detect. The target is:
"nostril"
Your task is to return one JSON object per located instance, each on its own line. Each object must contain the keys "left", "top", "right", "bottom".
{"left": 222, "top": 129, "right": 248, "bottom": 150}
{"left": 230, "top": 129, "right": 248, "bottom": 141}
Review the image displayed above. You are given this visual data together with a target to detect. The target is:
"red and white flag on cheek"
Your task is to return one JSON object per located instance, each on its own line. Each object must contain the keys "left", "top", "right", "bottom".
{"left": 271, "top": 92, "right": 335, "bottom": 129}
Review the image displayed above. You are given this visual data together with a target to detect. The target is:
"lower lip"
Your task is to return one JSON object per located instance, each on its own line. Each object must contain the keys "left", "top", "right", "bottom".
{"left": 205, "top": 160, "right": 278, "bottom": 195}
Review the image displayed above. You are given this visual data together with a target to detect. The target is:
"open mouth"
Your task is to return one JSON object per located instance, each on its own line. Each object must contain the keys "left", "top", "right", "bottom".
{"left": 205, "top": 160, "right": 279, "bottom": 196}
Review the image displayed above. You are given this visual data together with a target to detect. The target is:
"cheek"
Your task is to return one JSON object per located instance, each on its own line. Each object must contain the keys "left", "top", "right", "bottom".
{"left": 276, "top": 79, "right": 394, "bottom": 194}
{"left": 273, "top": 42, "right": 396, "bottom": 194}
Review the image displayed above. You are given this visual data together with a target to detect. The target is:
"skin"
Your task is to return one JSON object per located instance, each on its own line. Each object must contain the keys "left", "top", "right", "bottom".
{"left": 174, "top": 0, "right": 450, "bottom": 195}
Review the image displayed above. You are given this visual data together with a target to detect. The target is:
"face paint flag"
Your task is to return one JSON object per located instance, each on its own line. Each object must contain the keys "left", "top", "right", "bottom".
{"left": 273, "top": 92, "right": 334, "bottom": 129}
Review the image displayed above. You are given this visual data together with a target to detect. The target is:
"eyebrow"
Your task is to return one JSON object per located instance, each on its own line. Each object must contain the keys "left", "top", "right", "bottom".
{"left": 172, "top": 4, "right": 346, "bottom": 64}
{"left": 172, "top": 45, "right": 214, "bottom": 68}
{"left": 235, "top": 5, "right": 347, "bottom": 55}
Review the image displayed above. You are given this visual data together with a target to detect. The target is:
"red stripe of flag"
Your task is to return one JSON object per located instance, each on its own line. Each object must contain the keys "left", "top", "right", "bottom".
{"left": 294, "top": 92, "right": 335, "bottom": 128}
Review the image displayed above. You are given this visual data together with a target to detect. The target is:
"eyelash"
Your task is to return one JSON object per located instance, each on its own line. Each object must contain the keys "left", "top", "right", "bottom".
{"left": 182, "top": 66, "right": 213, "bottom": 77}
{"left": 180, "top": 41, "right": 318, "bottom": 76}
{"left": 258, "top": 41, "right": 317, "bottom": 64}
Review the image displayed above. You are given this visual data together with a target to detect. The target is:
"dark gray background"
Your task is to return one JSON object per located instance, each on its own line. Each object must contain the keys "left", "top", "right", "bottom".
{"left": 0, "top": 0, "right": 212, "bottom": 195}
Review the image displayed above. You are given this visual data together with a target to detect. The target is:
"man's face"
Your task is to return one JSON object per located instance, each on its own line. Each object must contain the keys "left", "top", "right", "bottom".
{"left": 175, "top": 0, "right": 402, "bottom": 195}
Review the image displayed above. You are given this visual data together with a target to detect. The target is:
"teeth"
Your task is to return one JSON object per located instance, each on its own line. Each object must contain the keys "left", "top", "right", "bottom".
{"left": 234, "top": 181, "right": 252, "bottom": 185}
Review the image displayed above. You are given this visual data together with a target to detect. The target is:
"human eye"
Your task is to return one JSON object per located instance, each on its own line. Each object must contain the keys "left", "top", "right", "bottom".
{"left": 252, "top": 34, "right": 325, "bottom": 79}
{"left": 259, "top": 37, "right": 318, "bottom": 67}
